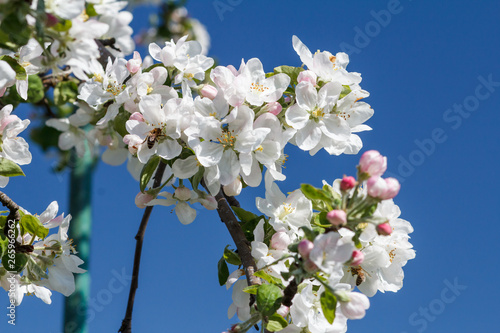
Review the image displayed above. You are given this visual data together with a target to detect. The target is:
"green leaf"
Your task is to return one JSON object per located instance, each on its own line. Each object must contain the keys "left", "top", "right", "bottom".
{"left": 86, "top": 3, "right": 98, "bottom": 17}
{"left": 299, "top": 226, "right": 319, "bottom": 242}
{"left": 112, "top": 108, "right": 130, "bottom": 138}
{"left": 223, "top": 245, "right": 241, "bottom": 266}
{"left": 0, "top": 11, "right": 31, "bottom": 48}
{"left": 300, "top": 184, "right": 332, "bottom": 202}
{"left": 27, "top": 258, "right": 48, "bottom": 279}
{"left": 231, "top": 206, "right": 260, "bottom": 223}
{"left": 242, "top": 284, "right": 260, "bottom": 295}
{"left": 217, "top": 256, "right": 229, "bottom": 286}
{"left": 0, "top": 233, "right": 8, "bottom": 259}
{"left": 2, "top": 252, "right": 29, "bottom": 273}
{"left": 339, "top": 85, "right": 352, "bottom": 99}
{"left": 140, "top": 155, "right": 161, "bottom": 192}
{"left": 0, "top": 55, "right": 26, "bottom": 81}
{"left": 266, "top": 313, "right": 289, "bottom": 331}
{"left": 20, "top": 214, "right": 48, "bottom": 239}
{"left": 313, "top": 212, "right": 333, "bottom": 228}
{"left": 254, "top": 270, "right": 285, "bottom": 288}
{"left": 190, "top": 165, "right": 204, "bottom": 191}
{"left": 52, "top": 19, "right": 72, "bottom": 32}
{"left": 26, "top": 74, "right": 44, "bottom": 103}
{"left": 53, "top": 80, "right": 78, "bottom": 105}
{"left": 257, "top": 284, "right": 283, "bottom": 316}
{"left": 0, "top": 158, "right": 24, "bottom": 177}
{"left": 273, "top": 65, "right": 304, "bottom": 84}
{"left": 320, "top": 290, "right": 337, "bottom": 324}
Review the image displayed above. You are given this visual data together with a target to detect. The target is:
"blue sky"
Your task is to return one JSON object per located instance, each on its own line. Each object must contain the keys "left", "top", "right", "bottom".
{"left": 2, "top": 0, "right": 500, "bottom": 332}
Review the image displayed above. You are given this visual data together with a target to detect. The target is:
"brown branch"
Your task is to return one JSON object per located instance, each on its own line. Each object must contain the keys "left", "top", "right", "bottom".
{"left": 202, "top": 181, "right": 261, "bottom": 288}
{"left": 0, "top": 191, "right": 20, "bottom": 236}
{"left": 118, "top": 161, "right": 167, "bottom": 333}
{"left": 95, "top": 39, "right": 116, "bottom": 69}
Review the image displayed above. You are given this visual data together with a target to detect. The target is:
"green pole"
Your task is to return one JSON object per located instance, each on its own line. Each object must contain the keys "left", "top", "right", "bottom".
{"left": 63, "top": 147, "right": 93, "bottom": 333}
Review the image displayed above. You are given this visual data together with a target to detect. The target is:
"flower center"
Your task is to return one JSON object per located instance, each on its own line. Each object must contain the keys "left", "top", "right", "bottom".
{"left": 278, "top": 203, "right": 295, "bottom": 220}
{"left": 311, "top": 107, "right": 325, "bottom": 120}
{"left": 216, "top": 129, "right": 236, "bottom": 148}
{"left": 250, "top": 82, "right": 269, "bottom": 94}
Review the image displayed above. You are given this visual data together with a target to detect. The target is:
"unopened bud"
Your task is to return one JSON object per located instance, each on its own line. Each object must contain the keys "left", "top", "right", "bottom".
{"left": 303, "top": 259, "right": 318, "bottom": 273}
{"left": 359, "top": 150, "right": 387, "bottom": 177}
{"left": 350, "top": 250, "right": 364, "bottom": 266}
{"left": 175, "top": 186, "right": 192, "bottom": 201}
{"left": 271, "top": 231, "right": 291, "bottom": 250}
{"left": 135, "top": 192, "right": 154, "bottom": 208}
{"left": 200, "top": 85, "right": 218, "bottom": 100}
{"left": 263, "top": 101, "right": 282, "bottom": 115}
{"left": 223, "top": 177, "right": 242, "bottom": 197}
{"left": 276, "top": 305, "right": 290, "bottom": 317}
{"left": 340, "top": 175, "right": 356, "bottom": 191}
{"left": 46, "top": 13, "right": 58, "bottom": 27}
{"left": 200, "top": 196, "right": 217, "bottom": 210}
{"left": 380, "top": 177, "right": 400, "bottom": 200}
{"left": 126, "top": 51, "right": 142, "bottom": 74}
{"left": 298, "top": 239, "right": 314, "bottom": 259}
{"left": 129, "top": 112, "right": 144, "bottom": 122}
{"left": 326, "top": 210, "right": 347, "bottom": 226}
{"left": 376, "top": 222, "right": 392, "bottom": 236}
{"left": 297, "top": 70, "right": 317, "bottom": 86}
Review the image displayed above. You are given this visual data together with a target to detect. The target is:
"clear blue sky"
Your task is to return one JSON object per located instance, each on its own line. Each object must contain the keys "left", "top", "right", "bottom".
{"left": 2, "top": 0, "right": 500, "bottom": 332}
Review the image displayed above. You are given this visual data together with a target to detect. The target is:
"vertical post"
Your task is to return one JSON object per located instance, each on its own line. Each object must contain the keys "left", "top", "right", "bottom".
{"left": 63, "top": 147, "right": 93, "bottom": 333}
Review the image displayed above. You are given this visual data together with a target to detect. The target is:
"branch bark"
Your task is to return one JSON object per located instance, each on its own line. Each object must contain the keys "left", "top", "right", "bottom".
{"left": 0, "top": 191, "right": 20, "bottom": 236}
{"left": 118, "top": 162, "right": 167, "bottom": 333}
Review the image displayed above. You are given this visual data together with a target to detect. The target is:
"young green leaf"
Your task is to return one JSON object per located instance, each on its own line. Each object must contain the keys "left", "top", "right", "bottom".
{"left": 223, "top": 245, "right": 242, "bottom": 266}
{"left": 20, "top": 214, "right": 48, "bottom": 239}
{"left": 140, "top": 155, "right": 161, "bottom": 192}
{"left": 0, "top": 158, "right": 25, "bottom": 177}
{"left": 217, "top": 256, "right": 229, "bottom": 286}
{"left": 266, "top": 313, "right": 289, "bottom": 331}
{"left": 242, "top": 284, "right": 260, "bottom": 295}
{"left": 2, "top": 252, "right": 29, "bottom": 273}
{"left": 320, "top": 290, "right": 337, "bottom": 324}
{"left": 257, "top": 284, "right": 283, "bottom": 316}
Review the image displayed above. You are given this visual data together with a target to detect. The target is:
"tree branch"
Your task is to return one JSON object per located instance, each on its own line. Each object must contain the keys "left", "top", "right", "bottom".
{"left": 0, "top": 191, "right": 20, "bottom": 236}
{"left": 203, "top": 181, "right": 261, "bottom": 288}
{"left": 119, "top": 162, "right": 167, "bottom": 333}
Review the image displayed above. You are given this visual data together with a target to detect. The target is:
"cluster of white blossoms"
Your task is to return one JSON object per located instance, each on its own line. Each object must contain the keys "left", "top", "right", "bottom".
{"left": 64, "top": 34, "right": 374, "bottom": 225}
{"left": 0, "top": 0, "right": 134, "bottom": 99}
{"left": 224, "top": 151, "right": 415, "bottom": 333}
{"left": 0, "top": 202, "right": 85, "bottom": 305}
{"left": 0, "top": 104, "right": 84, "bottom": 305}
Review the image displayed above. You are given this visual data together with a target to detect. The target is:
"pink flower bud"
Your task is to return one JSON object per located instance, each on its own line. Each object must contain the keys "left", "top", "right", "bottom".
{"left": 298, "top": 239, "right": 314, "bottom": 259}
{"left": 263, "top": 101, "right": 282, "bottom": 115}
{"left": 377, "top": 222, "right": 392, "bottom": 236}
{"left": 271, "top": 231, "right": 291, "bottom": 250}
{"left": 135, "top": 192, "right": 154, "bottom": 208}
{"left": 284, "top": 96, "right": 291, "bottom": 103}
{"left": 0, "top": 87, "right": 6, "bottom": 97}
{"left": 340, "top": 176, "right": 357, "bottom": 191}
{"left": 276, "top": 305, "right": 289, "bottom": 317}
{"left": 126, "top": 51, "right": 142, "bottom": 74}
{"left": 175, "top": 187, "right": 192, "bottom": 201}
{"left": 200, "top": 196, "right": 217, "bottom": 210}
{"left": 380, "top": 177, "right": 400, "bottom": 200}
{"left": 223, "top": 177, "right": 242, "bottom": 197}
{"left": 350, "top": 250, "right": 364, "bottom": 266}
{"left": 326, "top": 209, "right": 347, "bottom": 226}
{"left": 129, "top": 112, "right": 144, "bottom": 122}
{"left": 297, "top": 70, "right": 317, "bottom": 86}
{"left": 46, "top": 13, "right": 58, "bottom": 27}
{"left": 366, "top": 176, "right": 386, "bottom": 198}
{"left": 303, "top": 259, "right": 318, "bottom": 273}
{"left": 359, "top": 150, "right": 387, "bottom": 177}
{"left": 200, "top": 85, "right": 218, "bottom": 100}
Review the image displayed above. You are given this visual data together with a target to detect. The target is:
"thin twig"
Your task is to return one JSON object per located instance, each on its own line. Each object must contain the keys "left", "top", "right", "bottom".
{"left": 118, "top": 162, "right": 167, "bottom": 333}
